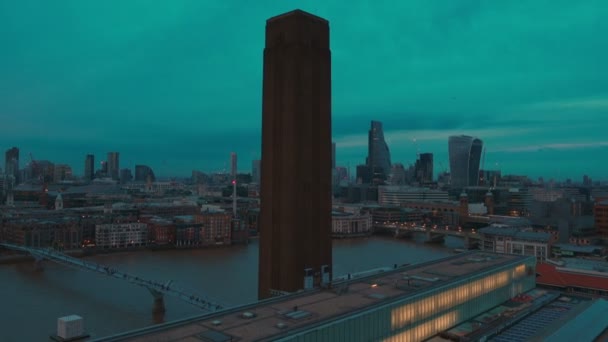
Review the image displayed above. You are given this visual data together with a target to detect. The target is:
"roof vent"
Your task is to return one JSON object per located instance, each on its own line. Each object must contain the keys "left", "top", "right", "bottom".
{"left": 284, "top": 310, "right": 312, "bottom": 320}
{"left": 211, "top": 320, "right": 222, "bottom": 326}
{"left": 276, "top": 322, "right": 288, "bottom": 329}
{"left": 241, "top": 311, "right": 256, "bottom": 319}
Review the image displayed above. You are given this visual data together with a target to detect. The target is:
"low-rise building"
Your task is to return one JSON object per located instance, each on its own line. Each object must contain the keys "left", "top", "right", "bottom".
{"left": 332, "top": 212, "right": 372, "bottom": 237}
{"left": 95, "top": 222, "right": 148, "bottom": 248}
{"left": 479, "top": 224, "right": 554, "bottom": 261}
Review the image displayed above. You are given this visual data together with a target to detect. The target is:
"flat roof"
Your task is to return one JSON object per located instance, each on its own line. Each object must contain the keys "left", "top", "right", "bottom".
{"left": 93, "top": 252, "right": 531, "bottom": 342}
{"left": 533, "top": 298, "right": 608, "bottom": 341}
{"left": 554, "top": 243, "right": 604, "bottom": 253}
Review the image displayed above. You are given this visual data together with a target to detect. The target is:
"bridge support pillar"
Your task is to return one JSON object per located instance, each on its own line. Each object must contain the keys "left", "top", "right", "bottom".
{"left": 425, "top": 231, "right": 445, "bottom": 244}
{"left": 394, "top": 229, "right": 412, "bottom": 239}
{"left": 33, "top": 254, "right": 45, "bottom": 271}
{"left": 147, "top": 287, "right": 166, "bottom": 313}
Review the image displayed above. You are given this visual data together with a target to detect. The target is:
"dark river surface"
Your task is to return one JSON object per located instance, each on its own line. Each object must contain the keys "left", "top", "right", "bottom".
{"left": 0, "top": 235, "right": 464, "bottom": 341}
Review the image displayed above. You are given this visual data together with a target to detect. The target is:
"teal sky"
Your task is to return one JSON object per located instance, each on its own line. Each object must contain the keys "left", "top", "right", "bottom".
{"left": 1, "top": 1, "right": 607, "bottom": 180}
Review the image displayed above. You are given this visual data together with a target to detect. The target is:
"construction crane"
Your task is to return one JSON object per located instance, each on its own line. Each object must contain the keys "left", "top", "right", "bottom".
{"left": 480, "top": 147, "right": 487, "bottom": 185}
{"left": 412, "top": 138, "right": 420, "bottom": 158}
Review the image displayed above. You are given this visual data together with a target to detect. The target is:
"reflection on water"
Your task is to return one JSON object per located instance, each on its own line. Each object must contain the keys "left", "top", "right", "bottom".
{"left": 0, "top": 235, "right": 461, "bottom": 341}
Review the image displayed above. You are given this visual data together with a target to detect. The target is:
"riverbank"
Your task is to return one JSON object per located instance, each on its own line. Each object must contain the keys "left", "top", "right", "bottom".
{"left": 0, "top": 242, "right": 244, "bottom": 265}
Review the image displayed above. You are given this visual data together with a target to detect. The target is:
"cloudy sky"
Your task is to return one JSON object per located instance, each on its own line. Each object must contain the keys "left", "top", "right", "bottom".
{"left": 1, "top": 1, "right": 607, "bottom": 180}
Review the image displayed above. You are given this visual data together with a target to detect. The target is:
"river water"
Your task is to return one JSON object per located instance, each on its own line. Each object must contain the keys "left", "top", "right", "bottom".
{"left": 0, "top": 235, "right": 463, "bottom": 341}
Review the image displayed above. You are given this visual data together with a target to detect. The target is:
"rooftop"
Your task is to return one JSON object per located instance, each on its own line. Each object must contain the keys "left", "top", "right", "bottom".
{"left": 554, "top": 243, "right": 605, "bottom": 254}
{"left": 479, "top": 226, "right": 552, "bottom": 243}
{"left": 267, "top": 9, "right": 329, "bottom": 24}
{"left": 536, "top": 262, "right": 608, "bottom": 291}
{"left": 538, "top": 298, "right": 608, "bottom": 341}
{"left": 93, "top": 252, "right": 531, "bottom": 342}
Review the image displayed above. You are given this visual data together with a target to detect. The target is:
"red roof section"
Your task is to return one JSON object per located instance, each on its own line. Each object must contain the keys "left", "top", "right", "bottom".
{"left": 536, "top": 263, "right": 608, "bottom": 291}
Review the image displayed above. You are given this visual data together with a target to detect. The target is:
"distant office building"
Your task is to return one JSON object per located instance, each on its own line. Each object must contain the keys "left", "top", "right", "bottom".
{"left": 356, "top": 164, "right": 372, "bottom": 184}
{"left": 332, "top": 142, "right": 336, "bottom": 170}
{"left": 259, "top": 10, "right": 332, "bottom": 299}
{"left": 4, "top": 147, "right": 19, "bottom": 184}
{"left": 53, "top": 164, "right": 72, "bottom": 183}
{"left": 335, "top": 166, "right": 348, "bottom": 183}
{"left": 366, "top": 121, "right": 391, "bottom": 181}
{"left": 26, "top": 160, "right": 54, "bottom": 183}
{"left": 479, "top": 169, "right": 501, "bottom": 187}
{"left": 107, "top": 152, "right": 119, "bottom": 180}
{"left": 390, "top": 164, "right": 407, "bottom": 185}
{"left": 414, "top": 153, "right": 433, "bottom": 183}
{"left": 120, "top": 168, "right": 133, "bottom": 183}
{"left": 251, "top": 159, "right": 261, "bottom": 184}
{"left": 378, "top": 186, "right": 449, "bottom": 206}
{"left": 84, "top": 154, "right": 94, "bottom": 181}
{"left": 448, "top": 135, "right": 483, "bottom": 188}
{"left": 583, "top": 175, "right": 593, "bottom": 187}
{"left": 134, "top": 165, "right": 155, "bottom": 182}
{"left": 231, "top": 152, "right": 237, "bottom": 180}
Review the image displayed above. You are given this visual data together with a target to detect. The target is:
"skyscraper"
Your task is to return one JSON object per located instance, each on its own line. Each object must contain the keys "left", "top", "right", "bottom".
{"left": 107, "top": 152, "right": 119, "bottom": 180}
{"left": 84, "top": 154, "right": 94, "bottom": 181}
{"left": 415, "top": 153, "right": 433, "bottom": 183}
{"left": 366, "top": 121, "right": 391, "bottom": 181}
{"left": 259, "top": 9, "right": 332, "bottom": 299}
{"left": 4, "top": 147, "right": 19, "bottom": 184}
{"left": 135, "top": 165, "right": 155, "bottom": 182}
{"left": 448, "top": 135, "right": 483, "bottom": 188}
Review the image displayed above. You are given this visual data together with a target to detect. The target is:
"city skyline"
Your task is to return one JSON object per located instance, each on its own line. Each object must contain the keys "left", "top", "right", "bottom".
{"left": 1, "top": 1, "right": 607, "bottom": 179}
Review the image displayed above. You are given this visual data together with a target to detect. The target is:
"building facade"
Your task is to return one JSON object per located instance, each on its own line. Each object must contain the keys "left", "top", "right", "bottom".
{"left": 378, "top": 186, "right": 449, "bottom": 206}
{"left": 479, "top": 225, "right": 553, "bottom": 261}
{"left": 134, "top": 165, "right": 155, "bottom": 182}
{"left": 448, "top": 135, "right": 483, "bottom": 188}
{"left": 259, "top": 9, "right": 332, "bottom": 299}
{"left": 84, "top": 154, "right": 94, "bottom": 181}
{"left": 332, "top": 212, "right": 372, "bottom": 237}
{"left": 95, "top": 222, "right": 148, "bottom": 248}
{"left": 415, "top": 153, "right": 433, "bottom": 183}
{"left": 594, "top": 199, "right": 608, "bottom": 238}
{"left": 251, "top": 159, "right": 261, "bottom": 184}
{"left": 106, "top": 152, "right": 120, "bottom": 181}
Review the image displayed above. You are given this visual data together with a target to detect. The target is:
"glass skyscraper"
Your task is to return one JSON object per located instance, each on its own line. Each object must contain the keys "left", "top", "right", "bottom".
{"left": 366, "top": 121, "right": 392, "bottom": 181}
{"left": 448, "top": 135, "right": 483, "bottom": 188}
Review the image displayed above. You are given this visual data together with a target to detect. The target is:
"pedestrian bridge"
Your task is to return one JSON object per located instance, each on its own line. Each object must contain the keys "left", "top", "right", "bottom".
{"left": 0, "top": 242, "right": 224, "bottom": 313}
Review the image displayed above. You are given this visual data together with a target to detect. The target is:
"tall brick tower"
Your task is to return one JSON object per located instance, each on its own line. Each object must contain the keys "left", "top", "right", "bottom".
{"left": 258, "top": 10, "right": 332, "bottom": 299}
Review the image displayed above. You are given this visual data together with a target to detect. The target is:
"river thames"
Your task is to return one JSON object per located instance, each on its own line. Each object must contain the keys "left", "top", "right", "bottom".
{"left": 0, "top": 235, "right": 463, "bottom": 341}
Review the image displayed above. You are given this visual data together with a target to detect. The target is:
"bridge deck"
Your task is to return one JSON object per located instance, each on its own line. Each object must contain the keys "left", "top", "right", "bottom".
{"left": 0, "top": 243, "right": 223, "bottom": 311}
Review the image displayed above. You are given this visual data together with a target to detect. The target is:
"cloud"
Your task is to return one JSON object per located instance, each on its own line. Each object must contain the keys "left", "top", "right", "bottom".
{"left": 494, "top": 141, "right": 608, "bottom": 153}
{"left": 335, "top": 127, "right": 537, "bottom": 149}
{"left": 525, "top": 97, "right": 608, "bottom": 111}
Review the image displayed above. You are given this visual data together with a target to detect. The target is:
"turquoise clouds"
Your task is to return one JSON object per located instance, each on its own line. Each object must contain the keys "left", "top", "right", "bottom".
{"left": 0, "top": 1, "right": 606, "bottom": 179}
